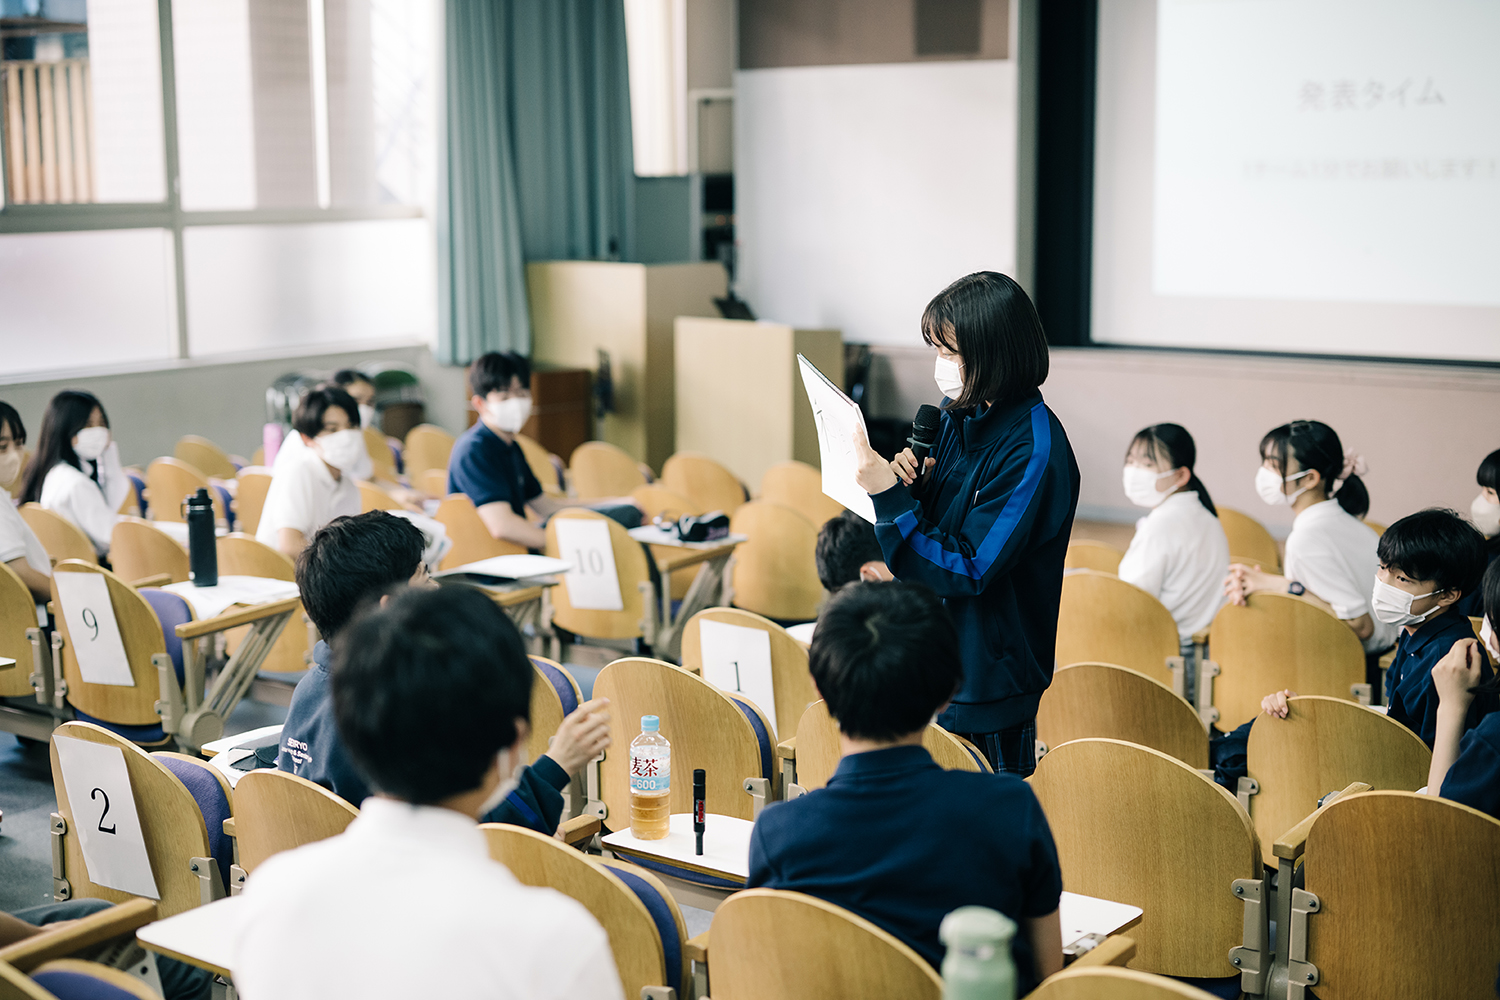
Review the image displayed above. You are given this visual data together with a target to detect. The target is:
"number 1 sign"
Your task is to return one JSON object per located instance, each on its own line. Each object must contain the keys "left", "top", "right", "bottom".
{"left": 699, "top": 620, "right": 779, "bottom": 734}
{"left": 53, "top": 735, "right": 160, "bottom": 899}
{"left": 54, "top": 572, "right": 134, "bottom": 687}
{"left": 554, "top": 518, "right": 624, "bottom": 612}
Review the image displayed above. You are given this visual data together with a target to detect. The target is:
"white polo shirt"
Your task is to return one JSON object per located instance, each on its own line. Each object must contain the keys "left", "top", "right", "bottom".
{"left": 233, "top": 797, "right": 623, "bottom": 1000}
{"left": 1283, "top": 499, "right": 1396, "bottom": 653}
{"left": 38, "top": 443, "right": 129, "bottom": 556}
{"left": 254, "top": 442, "right": 359, "bottom": 548}
{"left": 1117, "top": 491, "right": 1230, "bottom": 639}
{"left": 0, "top": 487, "right": 51, "bottom": 579}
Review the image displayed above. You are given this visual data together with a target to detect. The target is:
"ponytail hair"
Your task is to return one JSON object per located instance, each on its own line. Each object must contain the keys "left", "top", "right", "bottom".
{"left": 1259, "top": 420, "right": 1369, "bottom": 519}
{"left": 1126, "top": 423, "right": 1216, "bottom": 516}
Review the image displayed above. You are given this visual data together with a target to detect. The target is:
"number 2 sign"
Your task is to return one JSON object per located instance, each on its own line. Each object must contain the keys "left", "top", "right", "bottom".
{"left": 54, "top": 572, "right": 134, "bottom": 687}
{"left": 554, "top": 518, "right": 624, "bottom": 611}
{"left": 53, "top": 735, "right": 160, "bottom": 899}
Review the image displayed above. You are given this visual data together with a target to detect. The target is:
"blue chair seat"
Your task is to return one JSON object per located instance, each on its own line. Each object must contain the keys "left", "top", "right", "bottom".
{"left": 71, "top": 710, "right": 166, "bottom": 745}
{"left": 139, "top": 589, "right": 192, "bottom": 687}
{"left": 34, "top": 967, "right": 151, "bottom": 1000}
{"left": 605, "top": 865, "right": 682, "bottom": 994}
{"left": 530, "top": 657, "right": 579, "bottom": 716}
{"left": 157, "top": 755, "right": 234, "bottom": 892}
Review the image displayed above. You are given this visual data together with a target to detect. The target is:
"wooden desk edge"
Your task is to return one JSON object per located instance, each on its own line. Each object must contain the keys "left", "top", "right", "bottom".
{"left": 603, "top": 845, "right": 748, "bottom": 887}
{"left": 176, "top": 597, "right": 301, "bottom": 638}
{"left": 135, "top": 936, "right": 232, "bottom": 980}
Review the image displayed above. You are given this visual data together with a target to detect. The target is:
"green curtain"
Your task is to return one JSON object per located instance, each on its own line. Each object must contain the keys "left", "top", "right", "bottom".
{"left": 439, "top": 0, "right": 636, "bottom": 365}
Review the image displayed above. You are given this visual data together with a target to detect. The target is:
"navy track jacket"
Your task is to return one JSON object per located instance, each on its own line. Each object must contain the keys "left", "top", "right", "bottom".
{"left": 871, "top": 390, "right": 1079, "bottom": 733}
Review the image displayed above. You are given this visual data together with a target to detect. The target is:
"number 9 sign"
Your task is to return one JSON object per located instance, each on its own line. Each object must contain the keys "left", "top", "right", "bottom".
{"left": 53, "top": 571, "right": 134, "bottom": 687}
{"left": 553, "top": 518, "right": 624, "bottom": 611}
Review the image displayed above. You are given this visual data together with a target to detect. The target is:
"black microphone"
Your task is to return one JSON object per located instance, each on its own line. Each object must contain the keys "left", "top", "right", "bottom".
{"left": 908, "top": 404, "right": 941, "bottom": 467}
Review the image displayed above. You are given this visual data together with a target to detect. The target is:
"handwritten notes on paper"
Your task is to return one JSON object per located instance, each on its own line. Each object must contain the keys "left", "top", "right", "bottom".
{"left": 54, "top": 572, "right": 134, "bottom": 687}
{"left": 554, "top": 518, "right": 624, "bottom": 611}
{"left": 797, "top": 355, "right": 876, "bottom": 523}
{"left": 699, "top": 620, "right": 778, "bottom": 734}
{"left": 53, "top": 735, "right": 160, "bottom": 899}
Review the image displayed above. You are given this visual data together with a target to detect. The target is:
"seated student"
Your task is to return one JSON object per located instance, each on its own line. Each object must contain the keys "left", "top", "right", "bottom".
{"left": 1259, "top": 508, "right": 1496, "bottom": 749}
{"left": 790, "top": 510, "right": 895, "bottom": 643}
{"left": 1224, "top": 420, "right": 1396, "bottom": 656}
{"left": 331, "top": 368, "right": 378, "bottom": 430}
{"left": 747, "top": 581, "right": 1064, "bottom": 994}
{"left": 19, "top": 390, "right": 130, "bottom": 558}
{"left": 1425, "top": 559, "right": 1500, "bottom": 819}
{"left": 330, "top": 368, "right": 427, "bottom": 510}
{"left": 0, "top": 402, "right": 52, "bottom": 601}
{"left": 235, "top": 586, "right": 623, "bottom": 1000}
{"left": 278, "top": 511, "right": 610, "bottom": 835}
{"left": 256, "top": 384, "right": 364, "bottom": 560}
{"left": 1117, "top": 423, "right": 1229, "bottom": 641}
{"left": 1457, "top": 447, "right": 1500, "bottom": 618}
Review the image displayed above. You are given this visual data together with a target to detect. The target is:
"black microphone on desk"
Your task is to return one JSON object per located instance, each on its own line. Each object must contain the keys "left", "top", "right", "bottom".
{"left": 907, "top": 405, "right": 942, "bottom": 481}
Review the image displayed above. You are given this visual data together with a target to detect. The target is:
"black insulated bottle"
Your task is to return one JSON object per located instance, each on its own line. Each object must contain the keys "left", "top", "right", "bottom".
{"left": 185, "top": 488, "right": 218, "bottom": 587}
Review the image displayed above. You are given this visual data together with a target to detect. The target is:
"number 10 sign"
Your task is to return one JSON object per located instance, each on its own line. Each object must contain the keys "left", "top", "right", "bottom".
{"left": 53, "top": 735, "right": 160, "bottom": 899}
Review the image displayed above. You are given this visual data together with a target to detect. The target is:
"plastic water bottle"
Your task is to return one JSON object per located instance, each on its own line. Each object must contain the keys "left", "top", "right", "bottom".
{"left": 940, "top": 906, "right": 1017, "bottom": 1000}
{"left": 629, "top": 715, "right": 671, "bottom": 840}
{"left": 184, "top": 488, "right": 218, "bottom": 588}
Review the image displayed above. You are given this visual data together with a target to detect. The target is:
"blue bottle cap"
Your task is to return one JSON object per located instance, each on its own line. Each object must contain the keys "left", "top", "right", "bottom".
{"left": 641, "top": 715, "right": 659, "bottom": 732}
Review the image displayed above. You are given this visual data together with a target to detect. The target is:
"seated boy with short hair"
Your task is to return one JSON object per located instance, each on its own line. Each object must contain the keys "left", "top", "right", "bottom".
{"left": 815, "top": 509, "right": 894, "bottom": 592}
{"left": 278, "top": 511, "right": 609, "bottom": 834}
{"left": 236, "top": 587, "right": 624, "bottom": 1000}
{"left": 747, "top": 581, "right": 1064, "bottom": 993}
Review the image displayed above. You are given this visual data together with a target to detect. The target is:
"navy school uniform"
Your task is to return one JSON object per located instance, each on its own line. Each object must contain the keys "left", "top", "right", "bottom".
{"left": 1386, "top": 607, "right": 1498, "bottom": 749}
{"left": 276, "top": 640, "right": 568, "bottom": 833}
{"left": 1440, "top": 709, "right": 1500, "bottom": 820}
{"left": 747, "top": 745, "right": 1063, "bottom": 995}
{"left": 447, "top": 420, "right": 543, "bottom": 518}
{"left": 870, "top": 391, "right": 1080, "bottom": 735}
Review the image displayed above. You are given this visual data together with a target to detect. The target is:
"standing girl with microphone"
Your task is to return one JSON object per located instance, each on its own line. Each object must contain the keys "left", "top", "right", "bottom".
{"left": 852, "top": 272, "right": 1080, "bottom": 776}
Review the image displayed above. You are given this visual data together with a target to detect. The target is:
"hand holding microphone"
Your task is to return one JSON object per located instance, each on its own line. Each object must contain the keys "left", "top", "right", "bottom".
{"left": 892, "top": 405, "right": 940, "bottom": 487}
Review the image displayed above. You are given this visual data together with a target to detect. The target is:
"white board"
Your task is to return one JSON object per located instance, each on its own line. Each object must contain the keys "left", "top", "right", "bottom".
{"left": 53, "top": 735, "right": 161, "bottom": 899}
{"left": 698, "top": 619, "right": 778, "bottom": 735}
{"left": 54, "top": 572, "right": 135, "bottom": 687}
{"left": 553, "top": 519, "right": 624, "bottom": 612}
{"left": 798, "top": 355, "right": 875, "bottom": 523}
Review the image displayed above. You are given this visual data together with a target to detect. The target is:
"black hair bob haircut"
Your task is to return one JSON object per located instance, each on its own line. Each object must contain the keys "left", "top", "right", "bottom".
{"left": 291, "top": 383, "right": 361, "bottom": 440}
{"left": 0, "top": 401, "right": 25, "bottom": 446}
{"left": 1259, "top": 419, "right": 1369, "bottom": 519}
{"left": 332, "top": 585, "right": 532, "bottom": 805}
{"left": 1376, "top": 508, "right": 1487, "bottom": 599}
{"left": 920, "top": 272, "right": 1048, "bottom": 412}
{"left": 1477, "top": 449, "right": 1500, "bottom": 492}
{"left": 809, "top": 581, "right": 962, "bottom": 742}
{"left": 814, "top": 510, "right": 887, "bottom": 593}
{"left": 1126, "top": 423, "right": 1217, "bottom": 517}
{"left": 468, "top": 352, "right": 532, "bottom": 399}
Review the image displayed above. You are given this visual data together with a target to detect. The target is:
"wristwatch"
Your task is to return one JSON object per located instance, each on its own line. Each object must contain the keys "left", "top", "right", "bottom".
{"left": 1287, "top": 581, "right": 1306, "bottom": 596}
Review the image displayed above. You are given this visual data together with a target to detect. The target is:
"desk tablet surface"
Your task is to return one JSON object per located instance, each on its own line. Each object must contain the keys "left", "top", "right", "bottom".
{"left": 161, "top": 576, "right": 300, "bottom": 619}
{"left": 137, "top": 896, "right": 246, "bottom": 977}
{"left": 627, "top": 526, "right": 748, "bottom": 549}
{"left": 1058, "top": 890, "right": 1143, "bottom": 947}
{"left": 431, "top": 554, "right": 572, "bottom": 580}
{"left": 602, "top": 813, "right": 753, "bottom": 880}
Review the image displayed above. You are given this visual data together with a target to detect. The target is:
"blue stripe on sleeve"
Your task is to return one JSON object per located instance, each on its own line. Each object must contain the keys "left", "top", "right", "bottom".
{"left": 505, "top": 790, "right": 542, "bottom": 829}
{"left": 899, "top": 402, "right": 1052, "bottom": 580}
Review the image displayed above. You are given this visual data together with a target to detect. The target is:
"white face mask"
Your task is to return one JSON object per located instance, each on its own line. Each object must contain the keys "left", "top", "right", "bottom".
{"left": 0, "top": 449, "right": 21, "bottom": 487}
{"left": 1370, "top": 576, "right": 1442, "bottom": 627}
{"left": 1482, "top": 615, "right": 1499, "bottom": 660}
{"left": 1255, "top": 466, "right": 1312, "bottom": 507}
{"left": 314, "top": 428, "right": 367, "bottom": 473}
{"left": 488, "top": 396, "right": 532, "bottom": 434}
{"left": 934, "top": 356, "right": 965, "bottom": 400}
{"left": 1471, "top": 492, "right": 1500, "bottom": 537}
{"left": 1122, "top": 465, "right": 1177, "bottom": 508}
{"left": 478, "top": 745, "right": 527, "bottom": 817}
{"left": 73, "top": 426, "right": 111, "bottom": 462}
{"left": 358, "top": 404, "right": 376, "bottom": 429}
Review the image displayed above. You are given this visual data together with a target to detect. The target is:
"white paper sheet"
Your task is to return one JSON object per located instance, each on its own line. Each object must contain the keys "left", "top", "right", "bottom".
{"left": 699, "top": 619, "right": 779, "bottom": 734}
{"left": 797, "top": 355, "right": 876, "bottom": 523}
{"left": 386, "top": 509, "right": 453, "bottom": 570}
{"left": 161, "top": 576, "right": 299, "bottom": 620}
{"left": 432, "top": 555, "right": 573, "bottom": 580}
{"left": 54, "top": 572, "right": 134, "bottom": 687}
{"left": 1058, "top": 890, "right": 1142, "bottom": 948}
{"left": 553, "top": 519, "right": 624, "bottom": 611}
{"left": 53, "top": 735, "right": 161, "bottom": 899}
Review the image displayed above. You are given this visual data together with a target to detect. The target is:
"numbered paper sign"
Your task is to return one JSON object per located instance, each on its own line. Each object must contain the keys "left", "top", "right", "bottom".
{"left": 54, "top": 572, "right": 134, "bottom": 687}
{"left": 699, "top": 620, "right": 778, "bottom": 734}
{"left": 554, "top": 518, "right": 624, "bottom": 611}
{"left": 53, "top": 735, "right": 160, "bottom": 899}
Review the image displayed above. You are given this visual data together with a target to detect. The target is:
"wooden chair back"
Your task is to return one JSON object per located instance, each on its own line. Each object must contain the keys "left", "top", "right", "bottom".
{"left": 1056, "top": 570, "right": 1180, "bottom": 689}
{"left": 1245, "top": 696, "right": 1430, "bottom": 868}
{"left": 482, "top": 824, "right": 689, "bottom": 998}
{"left": 108, "top": 518, "right": 190, "bottom": 586}
{"left": 434, "top": 494, "right": 526, "bottom": 571}
{"left": 1029, "top": 967, "right": 1225, "bottom": 1000}
{"left": 172, "top": 436, "right": 237, "bottom": 480}
{"left": 1218, "top": 506, "right": 1281, "bottom": 572}
{"left": 1208, "top": 592, "right": 1367, "bottom": 730}
{"left": 1029, "top": 738, "right": 1260, "bottom": 978}
{"left": 630, "top": 485, "right": 702, "bottom": 602}
{"left": 662, "top": 452, "right": 747, "bottom": 515}
{"left": 1362, "top": 519, "right": 1387, "bottom": 536}
{"left": 145, "top": 458, "right": 226, "bottom": 524}
{"left": 593, "top": 657, "right": 770, "bottom": 822}
{"left": 415, "top": 468, "right": 448, "bottom": 497}
{"left": 1064, "top": 539, "right": 1125, "bottom": 574}
{"left": 233, "top": 469, "right": 272, "bottom": 536}
{"left": 48, "top": 721, "right": 215, "bottom": 918}
{"left": 19, "top": 504, "right": 98, "bottom": 565}
{"left": 0, "top": 897, "right": 157, "bottom": 974}
{"left": 680, "top": 607, "right": 819, "bottom": 742}
{"left": 728, "top": 501, "right": 825, "bottom": 622}
{"left": 50, "top": 561, "right": 170, "bottom": 727}
{"left": 1037, "top": 662, "right": 1208, "bottom": 769}
{"left": 527, "top": 655, "right": 583, "bottom": 764}
{"left": 357, "top": 481, "right": 400, "bottom": 512}
{"left": 401, "top": 424, "right": 454, "bottom": 480}
{"left": 230, "top": 768, "right": 359, "bottom": 874}
{"left": 759, "top": 461, "right": 843, "bottom": 527}
{"left": 1302, "top": 791, "right": 1500, "bottom": 1000}
{"left": 516, "top": 433, "right": 564, "bottom": 496}
{"left": 215, "top": 534, "right": 308, "bottom": 674}
{"left": 707, "top": 888, "right": 942, "bottom": 1000}
{"left": 362, "top": 426, "right": 398, "bottom": 481}
{"left": 568, "top": 441, "right": 647, "bottom": 500}
{"left": 544, "top": 509, "right": 654, "bottom": 641}
{"left": 0, "top": 560, "right": 38, "bottom": 698}
{"left": 792, "top": 700, "right": 989, "bottom": 791}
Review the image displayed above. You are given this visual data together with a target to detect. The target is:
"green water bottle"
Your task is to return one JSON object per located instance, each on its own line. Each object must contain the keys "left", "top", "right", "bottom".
{"left": 940, "top": 906, "right": 1017, "bottom": 1000}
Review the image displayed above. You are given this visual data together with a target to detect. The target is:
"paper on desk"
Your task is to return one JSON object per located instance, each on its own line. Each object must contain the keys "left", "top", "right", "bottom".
{"left": 54, "top": 735, "right": 160, "bottom": 899}
{"left": 162, "top": 576, "right": 299, "bottom": 620}
{"left": 386, "top": 509, "right": 453, "bottom": 571}
{"left": 432, "top": 554, "right": 572, "bottom": 580}
{"left": 554, "top": 518, "right": 624, "bottom": 611}
{"left": 55, "top": 572, "right": 134, "bottom": 686}
{"left": 797, "top": 355, "right": 876, "bottom": 523}
{"left": 699, "top": 620, "right": 778, "bottom": 734}
{"left": 1058, "top": 890, "right": 1142, "bottom": 948}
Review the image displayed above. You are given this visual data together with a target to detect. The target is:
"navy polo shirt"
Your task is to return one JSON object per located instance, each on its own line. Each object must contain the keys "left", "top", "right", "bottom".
{"left": 1387, "top": 607, "right": 1498, "bottom": 748}
{"left": 1441, "top": 710, "right": 1500, "bottom": 820}
{"left": 748, "top": 745, "right": 1062, "bottom": 993}
{"left": 447, "top": 421, "right": 542, "bottom": 517}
